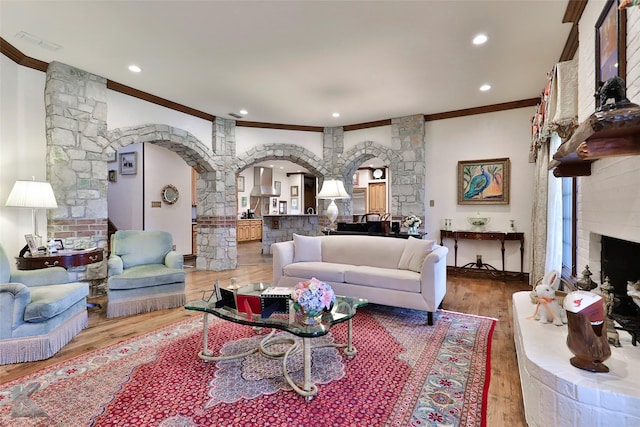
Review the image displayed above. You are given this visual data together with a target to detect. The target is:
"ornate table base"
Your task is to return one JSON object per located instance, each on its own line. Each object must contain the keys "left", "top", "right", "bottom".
{"left": 197, "top": 313, "right": 357, "bottom": 400}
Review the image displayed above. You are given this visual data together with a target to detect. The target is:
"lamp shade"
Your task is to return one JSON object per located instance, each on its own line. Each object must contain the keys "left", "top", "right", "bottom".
{"left": 5, "top": 180, "right": 58, "bottom": 209}
{"left": 317, "top": 179, "right": 350, "bottom": 200}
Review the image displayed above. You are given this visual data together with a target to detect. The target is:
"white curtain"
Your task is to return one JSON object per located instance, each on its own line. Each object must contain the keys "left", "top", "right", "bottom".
{"left": 545, "top": 134, "right": 563, "bottom": 275}
{"left": 529, "top": 143, "right": 550, "bottom": 285}
{"left": 528, "top": 59, "right": 578, "bottom": 285}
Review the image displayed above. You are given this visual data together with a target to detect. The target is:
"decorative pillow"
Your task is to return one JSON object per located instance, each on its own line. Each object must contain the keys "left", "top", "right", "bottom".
{"left": 398, "top": 237, "right": 436, "bottom": 273}
{"left": 293, "top": 234, "right": 322, "bottom": 262}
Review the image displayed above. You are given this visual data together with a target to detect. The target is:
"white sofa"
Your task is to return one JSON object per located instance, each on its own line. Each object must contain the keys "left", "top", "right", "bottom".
{"left": 271, "top": 234, "right": 448, "bottom": 325}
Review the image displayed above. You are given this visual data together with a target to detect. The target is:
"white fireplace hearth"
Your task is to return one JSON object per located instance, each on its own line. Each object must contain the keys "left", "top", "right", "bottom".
{"left": 513, "top": 292, "right": 640, "bottom": 427}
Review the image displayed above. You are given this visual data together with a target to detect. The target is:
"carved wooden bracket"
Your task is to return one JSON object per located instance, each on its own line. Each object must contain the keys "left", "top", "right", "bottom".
{"left": 549, "top": 103, "right": 640, "bottom": 177}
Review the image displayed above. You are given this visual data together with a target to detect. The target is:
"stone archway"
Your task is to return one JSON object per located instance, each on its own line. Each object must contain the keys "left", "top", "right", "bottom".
{"left": 108, "top": 124, "right": 216, "bottom": 172}
{"left": 339, "top": 115, "right": 426, "bottom": 220}
{"left": 45, "top": 62, "right": 240, "bottom": 272}
{"left": 235, "top": 143, "right": 328, "bottom": 177}
{"left": 340, "top": 141, "right": 403, "bottom": 218}
{"left": 108, "top": 123, "right": 238, "bottom": 271}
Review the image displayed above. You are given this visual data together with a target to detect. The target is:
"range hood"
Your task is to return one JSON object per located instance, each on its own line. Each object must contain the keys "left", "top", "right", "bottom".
{"left": 250, "top": 167, "right": 281, "bottom": 197}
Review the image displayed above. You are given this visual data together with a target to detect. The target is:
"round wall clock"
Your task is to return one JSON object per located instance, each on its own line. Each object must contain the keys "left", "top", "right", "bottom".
{"left": 373, "top": 168, "right": 385, "bottom": 179}
{"left": 161, "top": 184, "right": 180, "bottom": 205}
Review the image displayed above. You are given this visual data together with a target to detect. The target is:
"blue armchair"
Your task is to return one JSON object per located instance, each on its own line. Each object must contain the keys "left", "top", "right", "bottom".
{"left": 107, "top": 230, "right": 186, "bottom": 318}
{"left": 0, "top": 244, "right": 89, "bottom": 365}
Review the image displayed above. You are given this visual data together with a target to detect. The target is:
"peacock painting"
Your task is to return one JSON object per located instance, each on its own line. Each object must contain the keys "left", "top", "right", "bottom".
{"left": 458, "top": 158, "right": 510, "bottom": 205}
{"left": 464, "top": 165, "right": 490, "bottom": 199}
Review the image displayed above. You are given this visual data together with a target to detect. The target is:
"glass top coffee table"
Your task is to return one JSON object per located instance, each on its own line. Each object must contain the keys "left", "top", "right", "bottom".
{"left": 185, "top": 288, "right": 367, "bottom": 400}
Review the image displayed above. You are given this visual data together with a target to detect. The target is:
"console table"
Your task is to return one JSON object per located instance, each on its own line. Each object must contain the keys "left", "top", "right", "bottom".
{"left": 439, "top": 230, "right": 524, "bottom": 275}
{"left": 16, "top": 248, "right": 103, "bottom": 270}
{"left": 322, "top": 230, "right": 427, "bottom": 239}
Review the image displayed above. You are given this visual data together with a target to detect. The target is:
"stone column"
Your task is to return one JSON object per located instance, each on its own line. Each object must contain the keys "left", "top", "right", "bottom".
{"left": 44, "top": 61, "right": 109, "bottom": 282}
{"left": 196, "top": 117, "right": 237, "bottom": 271}
{"left": 321, "top": 126, "right": 350, "bottom": 225}
{"left": 391, "top": 114, "right": 425, "bottom": 220}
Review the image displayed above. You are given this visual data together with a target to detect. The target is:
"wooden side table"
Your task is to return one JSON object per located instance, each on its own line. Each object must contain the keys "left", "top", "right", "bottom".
{"left": 16, "top": 248, "right": 103, "bottom": 270}
{"left": 16, "top": 248, "right": 105, "bottom": 306}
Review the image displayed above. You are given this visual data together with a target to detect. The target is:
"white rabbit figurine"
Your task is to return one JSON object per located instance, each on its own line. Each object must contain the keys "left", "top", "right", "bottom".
{"left": 530, "top": 270, "right": 567, "bottom": 326}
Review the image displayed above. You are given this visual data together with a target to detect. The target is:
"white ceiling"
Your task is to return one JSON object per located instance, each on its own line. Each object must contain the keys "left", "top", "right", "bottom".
{"left": 1, "top": 1, "right": 572, "bottom": 128}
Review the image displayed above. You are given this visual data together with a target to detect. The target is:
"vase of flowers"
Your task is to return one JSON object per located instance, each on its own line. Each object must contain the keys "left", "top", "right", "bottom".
{"left": 403, "top": 214, "right": 422, "bottom": 235}
{"left": 292, "top": 278, "right": 336, "bottom": 325}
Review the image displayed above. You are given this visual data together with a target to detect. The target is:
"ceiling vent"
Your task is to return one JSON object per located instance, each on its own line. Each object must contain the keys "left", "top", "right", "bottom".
{"left": 15, "top": 31, "right": 62, "bottom": 51}
{"left": 228, "top": 112, "right": 242, "bottom": 119}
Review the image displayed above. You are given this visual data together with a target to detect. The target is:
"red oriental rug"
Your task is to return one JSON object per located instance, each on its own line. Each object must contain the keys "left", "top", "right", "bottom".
{"left": 0, "top": 306, "right": 496, "bottom": 427}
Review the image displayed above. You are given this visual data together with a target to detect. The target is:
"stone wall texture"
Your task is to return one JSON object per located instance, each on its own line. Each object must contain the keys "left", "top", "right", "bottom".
{"left": 44, "top": 61, "right": 427, "bottom": 272}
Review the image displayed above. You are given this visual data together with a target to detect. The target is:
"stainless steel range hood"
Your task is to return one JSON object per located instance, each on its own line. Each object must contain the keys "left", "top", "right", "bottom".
{"left": 250, "top": 167, "right": 281, "bottom": 197}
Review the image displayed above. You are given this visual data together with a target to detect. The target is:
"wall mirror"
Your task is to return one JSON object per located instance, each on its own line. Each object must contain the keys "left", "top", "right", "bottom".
{"left": 161, "top": 184, "right": 180, "bottom": 205}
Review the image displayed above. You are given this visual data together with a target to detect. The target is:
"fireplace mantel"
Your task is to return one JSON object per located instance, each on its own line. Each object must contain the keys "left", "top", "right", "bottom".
{"left": 549, "top": 104, "right": 640, "bottom": 177}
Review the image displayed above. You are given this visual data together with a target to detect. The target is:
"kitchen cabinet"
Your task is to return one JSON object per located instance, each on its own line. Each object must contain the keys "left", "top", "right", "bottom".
{"left": 368, "top": 182, "right": 386, "bottom": 214}
{"left": 238, "top": 219, "right": 262, "bottom": 242}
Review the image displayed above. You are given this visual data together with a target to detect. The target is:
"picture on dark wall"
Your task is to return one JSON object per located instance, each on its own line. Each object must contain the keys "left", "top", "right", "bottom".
{"left": 119, "top": 152, "right": 137, "bottom": 175}
{"left": 457, "top": 158, "right": 510, "bottom": 205}
{"left": 595, "top": 0, "right": 627, "bottom": 109}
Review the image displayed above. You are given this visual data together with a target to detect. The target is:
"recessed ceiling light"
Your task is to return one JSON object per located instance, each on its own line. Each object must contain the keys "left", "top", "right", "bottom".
{"left": 480, "top": 84, "right": 491, "bottom": 92}
{"left": 128, "top": 65, "right": 142, "bottom": 73}
{"left": 332, "top": 112, "right": 340, "bottom": 118}
{"left": 473, "top": 34, "right": 488, "bottom": 45}
{"left": 240, "top": 109, "right": 248, "bottom": 115}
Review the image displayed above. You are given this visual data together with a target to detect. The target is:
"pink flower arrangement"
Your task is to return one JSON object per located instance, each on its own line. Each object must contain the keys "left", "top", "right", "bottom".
{"left": 292, "top": 277, "right": 336, "bottom": 316}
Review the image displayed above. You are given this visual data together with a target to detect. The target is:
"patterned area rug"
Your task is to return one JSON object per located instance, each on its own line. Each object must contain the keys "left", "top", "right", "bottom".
{"left": 0, "top": 306, "right": 496, "bottom": 427}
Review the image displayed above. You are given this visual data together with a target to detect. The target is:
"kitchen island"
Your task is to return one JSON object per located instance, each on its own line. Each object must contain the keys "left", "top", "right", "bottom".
{"left": 261, "top": 214, "right": 319, "bottom": 253}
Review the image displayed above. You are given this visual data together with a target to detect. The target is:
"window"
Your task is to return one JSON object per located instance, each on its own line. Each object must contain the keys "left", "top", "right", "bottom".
{"left": 561, "top": 177, "right": 577, "bottom": 277}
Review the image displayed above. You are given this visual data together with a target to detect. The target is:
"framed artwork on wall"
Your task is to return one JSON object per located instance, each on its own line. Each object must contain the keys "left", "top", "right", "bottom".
{"left": 291, "top": 198, "right": 298, "bottom": 210}
{"left": 595, "top": 0, "right": 627, "bottom": 107}
{"left": 275, "top": 181, "right": 281, "bottom": 194}
{"left": 291, "top": 185, "right": 299, "bottom": 197}
{"left": 457, "top": 158, "right": 510, "bottom": 205}
{"left": 108, "top": 170, "right": 117, "bottom": 182}
{"left": 241, "top": 196, "right": 248, "bottom": 208}
{"left": 237, "top": 175, "right": 245, "bottom": 192}
{"left": 119, "top": 152, "right": 137, "bottom": 175}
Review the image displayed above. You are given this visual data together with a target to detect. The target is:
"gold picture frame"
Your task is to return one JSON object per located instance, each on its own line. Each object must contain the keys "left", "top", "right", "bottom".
{"left": 457, "top": 158, "right": 510, "bottom": 205}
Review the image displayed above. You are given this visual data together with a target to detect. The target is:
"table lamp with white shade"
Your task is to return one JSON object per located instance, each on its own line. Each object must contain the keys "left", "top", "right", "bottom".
{"left": 5, "top": 178, "right": 58, "bottom": 247}
{"left": 316, "top": 178, "right": 350, "bottom": 230}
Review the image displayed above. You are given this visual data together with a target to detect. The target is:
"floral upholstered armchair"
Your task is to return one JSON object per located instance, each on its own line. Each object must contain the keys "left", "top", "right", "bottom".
{"left": 107, "top": 230, "right": 185, "bottom": 318}
{"left": 0, "top": 244, "right": 89, "bottom": 364}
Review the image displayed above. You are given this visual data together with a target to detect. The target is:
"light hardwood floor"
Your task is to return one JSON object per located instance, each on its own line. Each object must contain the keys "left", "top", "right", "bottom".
{"left": 0, "top": 242, "right": 531, "bottom": 426}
